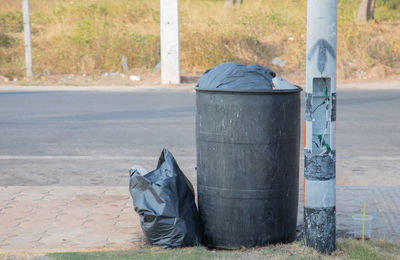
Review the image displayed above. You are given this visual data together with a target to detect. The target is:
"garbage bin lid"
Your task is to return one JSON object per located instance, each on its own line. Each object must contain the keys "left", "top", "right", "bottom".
{"left": 195, "top": 62, "right": 302, "bottom": 93}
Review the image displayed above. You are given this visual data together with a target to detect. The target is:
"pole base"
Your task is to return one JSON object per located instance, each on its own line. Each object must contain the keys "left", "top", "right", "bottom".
{"left": 304, "top": 206, "right": 336, "bottom": 254}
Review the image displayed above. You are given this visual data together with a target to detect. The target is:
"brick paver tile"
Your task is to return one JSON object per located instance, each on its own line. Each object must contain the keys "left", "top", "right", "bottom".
{"left": 2, "top": 232, "right": 43, "bottom": 250}
{"left": 0, "top": 187, "right": 24, "bottom": 201}
{"left": 103, "top": 187, "right": 129, "bottom": 196}
{"left": 0, "top": 186, "right": 146, "bottom": 252}
{"left": 14, "top": 188, "right": 54, "bottom": 202}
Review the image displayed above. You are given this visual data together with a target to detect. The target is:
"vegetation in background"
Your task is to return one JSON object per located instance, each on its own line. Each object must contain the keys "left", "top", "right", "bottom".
{"left": 0, "top": 0, "right": 399, "bottom": 81}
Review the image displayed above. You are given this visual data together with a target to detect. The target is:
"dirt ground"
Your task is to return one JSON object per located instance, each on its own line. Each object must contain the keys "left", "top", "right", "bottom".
{"left": 0, "top": 69, "right": 399, "bottom": 87}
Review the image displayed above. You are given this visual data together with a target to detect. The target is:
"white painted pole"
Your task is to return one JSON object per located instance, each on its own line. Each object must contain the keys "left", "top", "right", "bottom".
{"left": 22, "top": 0, "right": 33, "bottom": 78}
{"left": 160, "top": 0, "right": 181, "bottom": 84}
{"left": 304, "top": 0, "right": 337, "bottom": 254}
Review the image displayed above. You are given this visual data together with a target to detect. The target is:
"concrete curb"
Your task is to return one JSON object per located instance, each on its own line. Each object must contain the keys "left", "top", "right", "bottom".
{"left": 0, "top": 81, "right": 398, "bottom": 92}
{"left": 0, "top": 84, "right": 196, "bottom": 93}
{"left": 338, "top": 81, "right": 400, "bottom": 90}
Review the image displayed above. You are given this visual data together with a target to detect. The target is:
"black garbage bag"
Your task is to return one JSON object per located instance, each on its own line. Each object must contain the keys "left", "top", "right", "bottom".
{"left": 196, "top": 62, "right": 297, "bottom": 91}
{"left": 129, "top": 148, "right": 203, "bottom": 248}
{"left": 197, "top": 62, "right": 275, "bottom": 90}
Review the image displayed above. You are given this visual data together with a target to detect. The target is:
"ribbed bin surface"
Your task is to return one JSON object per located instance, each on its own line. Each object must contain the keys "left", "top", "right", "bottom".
{"left": 196, "top": 88, "right": 301, "bottom": 249}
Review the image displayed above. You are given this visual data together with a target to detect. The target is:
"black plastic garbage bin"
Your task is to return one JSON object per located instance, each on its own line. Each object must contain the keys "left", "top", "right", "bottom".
{"left": 195, "top": 65, "right": 302, "bottom": 249}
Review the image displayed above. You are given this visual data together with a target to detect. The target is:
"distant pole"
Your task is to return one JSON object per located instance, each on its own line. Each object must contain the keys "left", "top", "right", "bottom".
{"left": 22, "top": 0, "right": 33, "bottom": 77}
{"left": 304, "top": 0, "right": 337, "bottom": 254}
{"left": 160, "top": 0, "right": 181, "bottom": 84}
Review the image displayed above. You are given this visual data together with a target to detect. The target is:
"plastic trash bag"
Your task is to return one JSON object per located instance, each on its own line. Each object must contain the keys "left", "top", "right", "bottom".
{"left": 196, "top": 62, "right": 297, "bottom": 91}
{"left": 197, "top": 62, "right": 275, "bottom": 90}
{"left": 129, "top": 149, "right": 203, "bottom": 248}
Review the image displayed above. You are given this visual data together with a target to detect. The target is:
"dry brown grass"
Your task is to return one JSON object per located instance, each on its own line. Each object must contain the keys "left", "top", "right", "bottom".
{"left": 0, "top": 0, "right": 399, "bottom": 83}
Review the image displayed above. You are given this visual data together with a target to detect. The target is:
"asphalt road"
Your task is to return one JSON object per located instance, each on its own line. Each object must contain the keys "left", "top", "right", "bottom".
{"left": 0, "top": 87, "right": 399, "bottom": 186}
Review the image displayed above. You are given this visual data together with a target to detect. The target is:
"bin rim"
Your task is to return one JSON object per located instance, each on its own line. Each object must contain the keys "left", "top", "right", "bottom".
{"left": 195, "top": 85, "right": 303, "bottom": 94}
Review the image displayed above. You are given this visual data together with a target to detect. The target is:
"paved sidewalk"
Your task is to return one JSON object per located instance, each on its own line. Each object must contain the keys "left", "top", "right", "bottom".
{"left": 0, "top": 186, "right": 144, "bottom": 253}
{"left": 298, "top": 186, "right": 400, "bottom": 241}
{"left": 1, "top": 186, "right": 400, "bottom": 253}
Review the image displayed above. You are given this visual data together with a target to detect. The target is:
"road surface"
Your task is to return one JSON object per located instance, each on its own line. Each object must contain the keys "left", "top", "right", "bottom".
{"left": 0, "top": 85, "right": 399, "bottom": 186}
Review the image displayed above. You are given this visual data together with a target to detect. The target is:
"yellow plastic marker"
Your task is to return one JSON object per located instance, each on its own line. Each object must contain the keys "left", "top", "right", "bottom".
{"left": 362, "top": 202, "right": 366, "bottom": 241}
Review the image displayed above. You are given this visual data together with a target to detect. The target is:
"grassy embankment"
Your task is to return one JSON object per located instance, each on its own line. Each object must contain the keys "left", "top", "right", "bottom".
{"left": 0, "top": 0, "right": 399, "bottom": 84}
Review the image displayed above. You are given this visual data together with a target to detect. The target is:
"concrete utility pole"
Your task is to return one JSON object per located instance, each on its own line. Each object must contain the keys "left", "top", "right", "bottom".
{"left": 304, "top": 0, "right": 337, "bottom": 254}
{"left": 160, "top": 0, "right": 181, "bottom": 84}
{"left": 22, "top": 0, "right": 33, "bottom": 77}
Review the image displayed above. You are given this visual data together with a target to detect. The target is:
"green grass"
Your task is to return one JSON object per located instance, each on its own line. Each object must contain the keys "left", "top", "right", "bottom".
{"left": 337, "top": 238, "right": 400, "bottom": 260}
{"left": 45, "top": 239, "right": 400, "bottom": 260}
{"left": 48, "top": 246, "right": 239, "bottom": 260}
